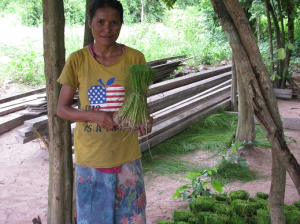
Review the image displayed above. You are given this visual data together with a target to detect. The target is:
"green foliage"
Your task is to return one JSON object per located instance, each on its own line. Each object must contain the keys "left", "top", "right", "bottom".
{"left": 0, "top": 43, "right": 44, "bottom": 85}
{"left": 64, "top": 0, "right": 86, "bottom": 26}
{"left": 120, "top": 0, "right": 165, "bottom": 24}
{"left": 172, "top": 169, "right": 224, "bottom": 201}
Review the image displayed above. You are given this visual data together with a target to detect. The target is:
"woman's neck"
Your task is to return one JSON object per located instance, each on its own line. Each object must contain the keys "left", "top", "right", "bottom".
{"left": 92, "top": 42, "right": 123, "bottom": 66}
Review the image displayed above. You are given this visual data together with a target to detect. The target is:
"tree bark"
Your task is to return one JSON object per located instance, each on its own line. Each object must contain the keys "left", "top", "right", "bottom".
{"left": 83, "top": 0, "right": 94, "bottom": 47}
{"left": 210, "top": 0, "right": 300, "bottom": 196}
{"left": 231, "top": 54, "right": 238, "bottom": 112}
{"left": 269, "top": 151, "right": 286, "bottom": 224}
{"left": 43, "top": 0, "right": 74, "bottom": 223}
{"left": 235, "top": 53, "right": 255, "bottom": 144}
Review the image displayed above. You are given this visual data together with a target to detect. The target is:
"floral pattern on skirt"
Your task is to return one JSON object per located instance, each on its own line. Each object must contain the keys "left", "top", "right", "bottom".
{"left": 75, "top": 159, "right": 146, "bottom": 224}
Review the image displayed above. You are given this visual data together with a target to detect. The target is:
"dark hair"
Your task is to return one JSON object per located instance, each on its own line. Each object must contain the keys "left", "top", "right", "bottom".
{"left": 89, "top": 0, "right": 124, "bottom": 24}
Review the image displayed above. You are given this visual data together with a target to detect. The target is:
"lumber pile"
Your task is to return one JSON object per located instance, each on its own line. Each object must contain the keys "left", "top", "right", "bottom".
{"left": 0, "top": 93, "right": 48, "bottom": 135}
{"left": 14, "top": 65, "right": 232, "bottom": 147}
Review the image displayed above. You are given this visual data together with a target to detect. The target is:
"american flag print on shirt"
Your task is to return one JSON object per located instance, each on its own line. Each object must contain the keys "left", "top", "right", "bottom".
{"left": 88, "top": 77, "right": 125, "bottom": 113}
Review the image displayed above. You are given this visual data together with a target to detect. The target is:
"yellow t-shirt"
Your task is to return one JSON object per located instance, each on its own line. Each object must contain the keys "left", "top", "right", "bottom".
{"left": 57, "top": 46, "right": 146, "bottom": 168}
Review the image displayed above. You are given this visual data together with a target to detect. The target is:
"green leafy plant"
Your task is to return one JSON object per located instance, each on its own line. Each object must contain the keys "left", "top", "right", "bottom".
{"left": 172, "top": 168, "right": 224, "bottom": 201}
{"left": 223, "top": 140, "right": 258, "bottom": 170}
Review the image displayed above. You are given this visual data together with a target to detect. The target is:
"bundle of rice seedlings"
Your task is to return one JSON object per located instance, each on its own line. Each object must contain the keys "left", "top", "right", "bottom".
{"left": 285, "top": 210, "right": 300, "bottom": 224}
{"left": 232, "top": 200, "right": 263, "bottom": 217}
{"left": 196, "top": 212, "right": 230, "bottom": 224}
{"left": 230, "top": 212, "right": 247, "bottom": 224}
{"left": 188, "top": 217, "right": 197, "bottom": 224}
{"left": 294, "top": 200, "right": 300, "bottom": 209}
{"left": 157, "top": 221, "right": 174, "bottom": 224}
{"left": 213, "top": 203, "right": 234, "bottom": 216}
{"left": 113, "top": 64, "right": 157, "bottom": 132}
{"left": 214, "top": 192, "right": 228, "bottom": 202}
{"left": 249, "top": 197, "right": 269, "bottom": 209}
{"left": 189, "top": 196, "right": 216, "bottom": 213}
{"left": 229, "top": 190, "right": 250, "bottom": 202}
{"left": 284, "top": 204, "right": 299, "bottom": 212}
{"left": 172, "top": 210, "right": 194, "bottom": 222}
{"left": 256, "top": 192, "right": 269, "bottom": 200}
{"left": 257, "top": 209, "right": 271, "bottom": 224}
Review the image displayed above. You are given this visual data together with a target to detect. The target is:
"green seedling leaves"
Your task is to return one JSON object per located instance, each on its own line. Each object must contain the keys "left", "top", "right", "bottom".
{"left": 211, "top": 181, "right": 224, "bottom": 192}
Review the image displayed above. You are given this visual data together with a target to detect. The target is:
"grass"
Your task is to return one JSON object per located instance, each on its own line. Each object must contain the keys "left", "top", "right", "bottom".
{"left": 142, "top": 111, "right": 270, "bottom": 183}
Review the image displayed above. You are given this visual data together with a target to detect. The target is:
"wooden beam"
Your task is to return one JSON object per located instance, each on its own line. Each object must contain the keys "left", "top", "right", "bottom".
{"left": 140, "top": 99, "right": 231, "bottom": 152}
{"left": 147, "top": 55, "right": 186, "bottom": 66}
{"left": 140, "top": 93, "right": 231, "bottom": 144}
{"left": 0, "top": 87, "right": 46, "bottom": 104}
{"left": 24, "top": 115, "right": 48, "bottom": 128}
{"left": 148, "top": 65, "right": 231, "bottom": 96}
{"left": 281, "top": 117, "right": 300, "bottom": 131}
{"left": 0, "top": 114, "right": 36, "bottom": 134}
{"left": 148, "top": 72, "right": 231, "bottom": 113}
{"left": 152, "top": 84, "right": 231, "bottom": 125}
{"left": 274, "top": 88, "right": 293, "bottom": 99}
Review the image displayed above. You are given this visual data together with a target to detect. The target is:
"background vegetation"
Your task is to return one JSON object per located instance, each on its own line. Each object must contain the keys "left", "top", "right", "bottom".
{"left": 2, "top": 0, "right": 299, "bottom": 86}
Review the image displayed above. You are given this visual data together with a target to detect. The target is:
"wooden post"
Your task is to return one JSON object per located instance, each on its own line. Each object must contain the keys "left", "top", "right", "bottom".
{"left": 43, "top": 0, "right": 73, "bottom": 223}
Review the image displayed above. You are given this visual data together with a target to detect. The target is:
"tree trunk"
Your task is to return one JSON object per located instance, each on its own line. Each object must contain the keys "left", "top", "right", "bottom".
{"left": 269, "top": 150, "right": 286, "bottom": 224}
{"left": 43, "top": 0, "right": 74, "bottom": 223}
{"left": 231, "top": 54, "right": 238, "bottom": 112}
{"left": 222, "top": 0, "right": 300, "bottom": 196}
{"left": 210, "top": 0, "right": 300, "bottom": 198}
{"left": 235, "top": 53, "right": 255, "bottom": 144}
{"left": 83, "top": 0, "right": 94, "bottom": 47}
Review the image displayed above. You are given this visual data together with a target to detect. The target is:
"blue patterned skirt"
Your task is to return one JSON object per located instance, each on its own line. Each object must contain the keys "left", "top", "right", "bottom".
{"left": 75, "top": 159, "right": 146, "bottom": 224}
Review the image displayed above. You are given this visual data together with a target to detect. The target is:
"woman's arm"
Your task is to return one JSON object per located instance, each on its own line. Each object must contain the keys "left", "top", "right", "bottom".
{"left": 57, "top": 85, "right": 117, "bottom": 130}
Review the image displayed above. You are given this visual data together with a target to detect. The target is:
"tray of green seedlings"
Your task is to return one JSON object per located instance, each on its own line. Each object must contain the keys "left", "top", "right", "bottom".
{"left": 157, "top": 190, "right": 300, "bottom": 224}
{"left": 113, "top": 64, "right": 157, "bottom": 133}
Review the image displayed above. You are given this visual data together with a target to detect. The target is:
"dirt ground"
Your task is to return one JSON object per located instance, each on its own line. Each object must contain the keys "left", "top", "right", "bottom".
{"left": 0, "top": 97, "right": 300, "bottom": 224}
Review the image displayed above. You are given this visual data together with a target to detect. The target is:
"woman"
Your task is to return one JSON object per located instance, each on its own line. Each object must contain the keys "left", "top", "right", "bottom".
{"left": 57, "top": 0, "right": 151, "bottom": 223}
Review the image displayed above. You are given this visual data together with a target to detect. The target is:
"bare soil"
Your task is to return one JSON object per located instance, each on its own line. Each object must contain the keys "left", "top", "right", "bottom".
{"left": 0, "top": 97, "right": 300, "bottom": 223}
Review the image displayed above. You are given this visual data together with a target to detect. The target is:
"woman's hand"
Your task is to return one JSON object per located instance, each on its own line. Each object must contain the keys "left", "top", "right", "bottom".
{"left": 57, "top": 85, "right": 117, "bottom": 130}
{"left": 90, "top": 110, "right": 118, "bottom": 130}
{"left": 136, "top": 117, "right": 153, "bottom": 137}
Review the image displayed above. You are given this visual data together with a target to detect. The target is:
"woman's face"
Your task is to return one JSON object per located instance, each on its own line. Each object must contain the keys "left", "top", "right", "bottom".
{"left": 89, "top": 7, "right": 122, "bottom": 47}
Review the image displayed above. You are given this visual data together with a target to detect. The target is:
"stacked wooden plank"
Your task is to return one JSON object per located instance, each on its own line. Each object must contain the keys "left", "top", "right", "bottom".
{"left": 15, "top": 65, "right": 232, "bottom": 147}
{"left": 147, "top": 55, "right": 186, "bottom": 82}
